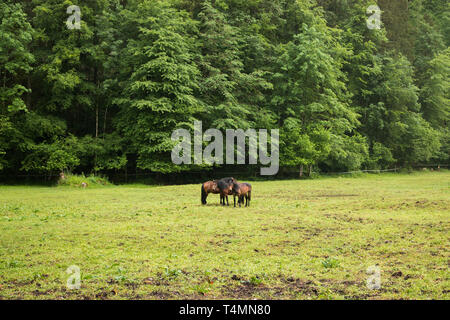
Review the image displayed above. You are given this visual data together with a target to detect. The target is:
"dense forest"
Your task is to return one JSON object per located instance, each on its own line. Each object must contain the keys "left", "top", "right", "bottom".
{"left": 1, "top": 0, "right": 448, "bottom": 180}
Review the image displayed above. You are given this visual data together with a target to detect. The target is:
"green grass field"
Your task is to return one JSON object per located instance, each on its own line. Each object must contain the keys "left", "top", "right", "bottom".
{"left": 0, "top": 171, "right": 448, "bottom": 300}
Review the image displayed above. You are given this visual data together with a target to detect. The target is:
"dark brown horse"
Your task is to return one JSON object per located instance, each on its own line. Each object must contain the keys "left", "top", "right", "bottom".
{"left": 201, "top": 177, "right": 236, "bottom": 205}
{"left": 232, "top": 182, "right": 252, "bottom": 207}
{"left": 217, "top": 177, "right": 236, "bottom": 206}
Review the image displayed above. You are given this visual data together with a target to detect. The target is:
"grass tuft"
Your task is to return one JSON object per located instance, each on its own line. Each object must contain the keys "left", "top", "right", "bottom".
{"left": 57, "top": 173, "right": 110, "bottom": 187}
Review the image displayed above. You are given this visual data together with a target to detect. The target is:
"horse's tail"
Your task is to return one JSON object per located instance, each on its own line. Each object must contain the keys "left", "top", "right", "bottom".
{"left": 247, "top": 190, "right": 251, "bottom": 202}
{"left": 201, "top": 184, "right": 207, "bottom": 205}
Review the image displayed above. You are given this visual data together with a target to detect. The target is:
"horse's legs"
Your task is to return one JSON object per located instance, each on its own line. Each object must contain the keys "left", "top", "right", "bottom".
{"left": 226, "top": 195, "right": 229, "bottom": 206}
{"left": 221, "top": 193, "right": 227, "bottom": 206}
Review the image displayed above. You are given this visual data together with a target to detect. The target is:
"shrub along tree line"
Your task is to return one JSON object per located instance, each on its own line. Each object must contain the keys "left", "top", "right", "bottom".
{"left": 0, "top": 0, "right": 448, "bottom": 179}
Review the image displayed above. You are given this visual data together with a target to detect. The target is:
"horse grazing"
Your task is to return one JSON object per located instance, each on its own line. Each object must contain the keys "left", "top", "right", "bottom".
{"left": 201, "top": 177, "right": 236, "bottom": 205}
{"left": 217, "top": 177, "right": 236, "bottom": 206}
{"left": 201, "top": 180, "right": 219, "bottom": 205}
{"left": 232, "top": 182, "right": 252, "bottom": 207}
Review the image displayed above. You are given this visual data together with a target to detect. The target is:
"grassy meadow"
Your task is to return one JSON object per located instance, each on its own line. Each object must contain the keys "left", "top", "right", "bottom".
{"left": 0, "top": 171, "right": 448, "bottom": 300}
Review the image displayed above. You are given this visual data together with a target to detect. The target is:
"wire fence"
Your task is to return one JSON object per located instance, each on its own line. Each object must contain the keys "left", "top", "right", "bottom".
{"left": 313, "top": 165, "right": 448, "bottom": 176}
{"left": 314, "top": 168, "right": 400, "bottom": 175}
{"left": 0, "top": 164, "right": 447, "bottom": 184}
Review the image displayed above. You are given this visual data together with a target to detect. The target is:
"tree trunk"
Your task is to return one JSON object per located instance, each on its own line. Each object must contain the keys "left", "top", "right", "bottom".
{"left": 299, "top": 165, "right": 303, "bottom": 178}
{"left": 27, "top": 76, "right": 31, "bottom": 109}
{"left": 309, "top": 165, "right": 312, "bottom": 176}
{"left": 103, "top": 106, "right": 108, "bottom": 139}
{"left": 95, "top": 106, "right": 99, "bottom": 138}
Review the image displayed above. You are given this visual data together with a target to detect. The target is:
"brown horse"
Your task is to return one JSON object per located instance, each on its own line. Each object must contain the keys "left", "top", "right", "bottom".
{"left": 201, "top": 177, "right": 236, "bottom": 205}
{"left": 217, "top": 177, "right": 236, "bottom": 206}
{"left": 232, "top": 182, "right": 252, "bottom": 207}
{"left": 201, "top": 180, "right": 219, "bottom": 205}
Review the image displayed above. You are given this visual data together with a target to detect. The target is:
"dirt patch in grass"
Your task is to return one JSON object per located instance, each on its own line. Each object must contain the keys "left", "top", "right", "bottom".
{"left": 281, "top": 277, "right": 319, "bottom": 296}
{"left": 221, "top": 282, "right": 271, "bottom": 298}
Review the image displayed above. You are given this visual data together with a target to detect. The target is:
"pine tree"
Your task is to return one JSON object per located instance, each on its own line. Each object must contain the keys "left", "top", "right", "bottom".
{"left": 0, "top": 2, "right": 34, "bottom": 170}
{"left": 115, "top": 1, "right": 202, "bottom": 173}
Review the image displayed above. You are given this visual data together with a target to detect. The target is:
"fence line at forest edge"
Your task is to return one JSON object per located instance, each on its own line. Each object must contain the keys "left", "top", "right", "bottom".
{"left": 309, "top": 165, "right": 448, "bottom": 176}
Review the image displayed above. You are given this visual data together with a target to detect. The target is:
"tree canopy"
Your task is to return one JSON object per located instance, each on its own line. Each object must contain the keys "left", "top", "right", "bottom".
{"left": 0, "top": 0, "right": 448, "bottom": 178}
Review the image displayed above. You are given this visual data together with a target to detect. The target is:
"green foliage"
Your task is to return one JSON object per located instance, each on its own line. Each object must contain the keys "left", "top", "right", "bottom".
{"left": 366, "top": 142, "right": 395, "bottom": 169}
{"left": 0, "top": 0, "right": 448, "bottom": 176}
{"left": 0, "top": 2, "right": 34, "bottom": 170}
{"left": 326, "top": 134, "right": 369, "bottom": 171}
{"left": 0, "top": 2, "right": 34, "bottom": 113}
{"left": 421, "top": 48, "right": 450, "bottom": 128}
{"left": 21, "top": 138, "right": 79, "bottom": 173}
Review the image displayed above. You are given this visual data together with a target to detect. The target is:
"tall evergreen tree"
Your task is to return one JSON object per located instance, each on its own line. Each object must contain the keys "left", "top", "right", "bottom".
{"left": 115, "top": 0, "right": 202, "bottom": 173}
{"left": 0, "top": 2, "right": 34, "bottom": 170}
